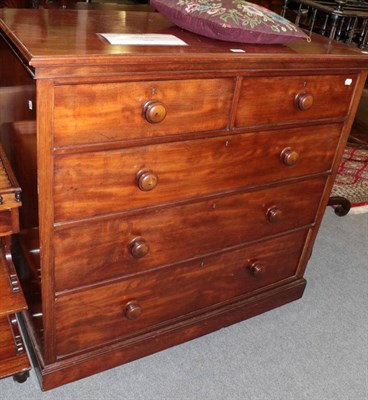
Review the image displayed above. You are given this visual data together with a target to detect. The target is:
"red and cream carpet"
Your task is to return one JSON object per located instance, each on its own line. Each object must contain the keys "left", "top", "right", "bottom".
{"left": 331, "top": 145, "right": 368, "bottom": 214}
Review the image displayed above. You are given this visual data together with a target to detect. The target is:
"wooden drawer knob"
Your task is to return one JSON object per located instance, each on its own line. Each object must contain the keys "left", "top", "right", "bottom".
{"left": 295, "top": 92, "right": 314, "bottom": 111}
{"left": 280, "top": 147, "right": 299, "bottom": 166}
{"left": 124, "top": 300, "right": 143, "bottom": 320}
{"left": 136, "top": 169, "right": 158, "bottom": 191}
{"left": 266, "top": 206, "right": 283, "bottom": 223}
{"left": 247, "top": 261, "right": 266, "bottom": 277}
{"left": 129, "top": 237, "right": 150, "bottom": 259}
{"left": 144, "top": 100, "right": 167, "bottom": 123}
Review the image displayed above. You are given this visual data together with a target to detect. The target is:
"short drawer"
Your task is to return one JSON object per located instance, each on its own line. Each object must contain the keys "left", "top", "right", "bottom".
{"left": 55, "top": 229, "right": 307, "bottom": 357}
{"left": 53, "top": 124, "right": 340, "bottom": 222}
{"left": 235, "top": 74, "right": 357, "bottom": 127}
{"left": 53, "top": 78, "right": 234, "bottom": 147}
{"left": 54, "top": 177, "right": 326, "bottom": 292}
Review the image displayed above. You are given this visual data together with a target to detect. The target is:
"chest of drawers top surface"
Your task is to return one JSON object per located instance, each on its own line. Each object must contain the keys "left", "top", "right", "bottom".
{"left": 0, "top": 8, "right": 367, "bottom": 76}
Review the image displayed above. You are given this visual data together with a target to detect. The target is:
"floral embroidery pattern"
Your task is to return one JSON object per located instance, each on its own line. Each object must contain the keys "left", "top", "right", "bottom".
{"left": 177, "top": 0, "right": 299, "bottom": 33}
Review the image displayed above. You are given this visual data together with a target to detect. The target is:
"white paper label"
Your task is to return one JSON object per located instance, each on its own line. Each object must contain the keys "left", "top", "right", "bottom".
{"left": 99, "top": 33, "right": 187, "bottom": 46}
{"left": 345, "top": 78, "right": 353, "bottom": 86}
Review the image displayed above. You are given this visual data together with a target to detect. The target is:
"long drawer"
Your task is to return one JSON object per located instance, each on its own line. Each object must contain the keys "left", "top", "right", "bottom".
{"left": 53, "top": 124, "right": 340, "bottom": 222}
{"left": 235, "top": 74, "right": 357, "bottom": 127}
{"left": 54, "top": 177, "right": 326, "bottom": 292}
{"left": 53, "top": 78, "right": 234, "bottom": 147}
{"left": 54, "top": 229, "right": 308, "bottom": 357}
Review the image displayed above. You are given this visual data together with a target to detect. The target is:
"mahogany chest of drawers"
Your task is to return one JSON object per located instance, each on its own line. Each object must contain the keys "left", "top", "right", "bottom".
{"left": 0, "top": 8, "right": 367, "bottom": 390}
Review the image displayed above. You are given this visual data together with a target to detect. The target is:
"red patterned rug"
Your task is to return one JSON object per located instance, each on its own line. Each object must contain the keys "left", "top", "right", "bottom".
{"left": 331, "top": 145, "right": 368, "bottom": 214}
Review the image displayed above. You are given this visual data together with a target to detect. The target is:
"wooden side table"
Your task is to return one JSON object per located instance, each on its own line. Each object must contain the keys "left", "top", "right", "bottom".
{"left": 0, "top": 144, "right": 30, "bottom": 383}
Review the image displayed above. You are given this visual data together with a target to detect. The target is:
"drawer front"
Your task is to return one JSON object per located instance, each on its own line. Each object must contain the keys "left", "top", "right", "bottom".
{"left": 55, "top": 229, "right": 307, "bottom": 356}
{"left": 235, "top": 74, "right": 357, "bottom": 127}
{"left": 0, "top": 210, "right": 18, "bottom": 237}
{"left": 53, "top": 124, "right": 340, "bottom": 222}
{"left": 54, "top": 177, "right": 325, "bottom": 292}
{"left": 0, "top": 211, "right": 14, "bottom": 236}
{"left": 53, "top": 78, "right": 234, "bottom": 147}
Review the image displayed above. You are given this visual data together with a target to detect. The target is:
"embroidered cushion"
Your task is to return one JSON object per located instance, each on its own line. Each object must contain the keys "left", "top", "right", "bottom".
{"left": 151, "top": 0, "right": 310, "bottom": 44}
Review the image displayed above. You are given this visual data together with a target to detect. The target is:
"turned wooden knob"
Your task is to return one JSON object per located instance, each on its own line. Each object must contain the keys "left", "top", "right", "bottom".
{"left": 144, "top": 100, "right": 167, "bottom": 123}
{"left": 266, "top": 206, "right": 283, "bottom": 223}
{"left": 136, "top": 169, "right": 158, "bottom": 191}
{"left": 295, "top": 92, "right": 314, "bottom": 111}
{"left": 280, "top": 147, "right": 299, "bottom": 166}
{"left": 248, "top": 261, "right": 266, "bottom": 277}
{"left": 124, "top": 300, "right": 143, "bottom": 320}
{"left": 129, "top": 237, "right": 150, "bottom": 259}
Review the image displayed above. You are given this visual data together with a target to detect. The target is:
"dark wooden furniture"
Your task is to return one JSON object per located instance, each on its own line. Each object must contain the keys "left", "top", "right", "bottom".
{"left": 282, "top": 0, "right": 368, "bottom": 49}
{"left": 0, "top": 144, "right": 30, "bottom": 383}
{"left": 0, "top": 8, "right": 367, "bottom": 391}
